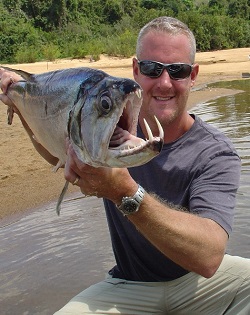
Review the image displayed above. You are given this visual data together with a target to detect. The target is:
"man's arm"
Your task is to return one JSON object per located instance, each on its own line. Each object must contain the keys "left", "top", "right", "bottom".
{"left": 64, "top": 142, "right": 229, "bottom": 278}
{"left": 128, "top": 193, "right": 228, "bottom": 278}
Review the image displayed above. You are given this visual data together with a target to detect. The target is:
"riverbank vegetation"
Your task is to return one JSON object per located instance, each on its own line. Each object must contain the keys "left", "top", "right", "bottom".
{"left": 0, "top": 0, "right": 249, "bottom": 64}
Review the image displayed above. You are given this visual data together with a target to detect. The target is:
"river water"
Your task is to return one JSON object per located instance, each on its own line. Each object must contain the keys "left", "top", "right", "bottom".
{"left": 0, "top": 79, "right": 249, "bottom": 314}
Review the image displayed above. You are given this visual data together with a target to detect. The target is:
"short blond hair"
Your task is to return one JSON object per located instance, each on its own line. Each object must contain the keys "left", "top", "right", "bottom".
{"left": 136, "top": 16, "right": 196, "bottom": 63}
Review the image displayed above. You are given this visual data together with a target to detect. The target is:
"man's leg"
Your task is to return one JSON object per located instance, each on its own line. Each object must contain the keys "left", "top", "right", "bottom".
{"left": 167, "top": 255, "right": 250, "bottom": 315}
{"left": 53, "top": 277, "right": 166, "bottom": 315}
{"left": 223, "top": 256, "right": 250, "bottom": 314}
{"left": 54, "top": 255, "right": 250, "bottom": 315}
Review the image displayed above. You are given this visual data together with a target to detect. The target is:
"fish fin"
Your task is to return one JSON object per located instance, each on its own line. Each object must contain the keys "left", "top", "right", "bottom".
{"left": 56, "top": 181, "right": 69, "bottom": 215}
{"left": 0, "top": 65, "right": 33, "bottom": 81}
{"left": 7, "top": 106, "right": 14, "bottom": 125}
{"left": 52, "top": 160, "right": 64, "bottom": 172}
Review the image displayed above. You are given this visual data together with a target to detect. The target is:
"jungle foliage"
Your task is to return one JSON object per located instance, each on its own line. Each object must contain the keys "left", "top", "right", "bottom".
{"left": 0, "top": 0, "right": 249, "bottom": 63}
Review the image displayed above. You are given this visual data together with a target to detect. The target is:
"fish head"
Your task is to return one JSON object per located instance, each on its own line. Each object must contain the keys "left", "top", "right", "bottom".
{"left": 69, "top": 73, "right": 164, "bottom": 168}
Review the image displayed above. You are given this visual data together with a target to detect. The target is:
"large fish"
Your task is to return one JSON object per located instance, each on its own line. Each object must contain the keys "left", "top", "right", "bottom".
{"left": 2, "top": 66, "right": 164, "bottom": 213}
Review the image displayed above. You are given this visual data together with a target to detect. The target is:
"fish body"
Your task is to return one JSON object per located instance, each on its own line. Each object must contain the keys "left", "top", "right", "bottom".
{"left": 3, "top": 66, "right": 164, "bottom": 214}
{"left": 5, "top": 67, "right": 164, "bottom": 170}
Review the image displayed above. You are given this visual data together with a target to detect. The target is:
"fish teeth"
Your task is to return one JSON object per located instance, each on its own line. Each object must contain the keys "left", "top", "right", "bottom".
{"left": 154, "top": 115, "right": 164, "bottom": 139}
{"left": 143, "top": 118, "right": 154, "bottom": 141}
{"left": 121, "top": 144, "right": 141, "bottom": 152}
{"left": 136, "top": 89, "right": 142, "bottom": 99}
{"left": 144, "top": 116, "right": 164, "bottom": 141}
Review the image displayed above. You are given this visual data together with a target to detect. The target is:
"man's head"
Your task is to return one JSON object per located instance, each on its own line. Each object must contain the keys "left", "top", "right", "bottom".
{"left": 136, "top": 16, "right": 196, "bottom": 64}
{"left": 133, "top": 16, "right": 199, "bottom": 141}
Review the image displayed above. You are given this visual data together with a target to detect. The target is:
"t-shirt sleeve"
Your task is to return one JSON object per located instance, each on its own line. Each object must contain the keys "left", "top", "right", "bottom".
{"left": 189, "top": 152, "right": 241, "bottom": 235}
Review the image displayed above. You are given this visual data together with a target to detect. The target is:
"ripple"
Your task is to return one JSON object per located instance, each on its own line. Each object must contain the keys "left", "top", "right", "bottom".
{"left": 0, "top": 195, "right": 115, "bottom": 314}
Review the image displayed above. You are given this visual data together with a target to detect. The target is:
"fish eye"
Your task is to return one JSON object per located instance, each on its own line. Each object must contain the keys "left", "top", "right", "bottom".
{"left": 100, "top": 95, "right": 112, "bottom": 114}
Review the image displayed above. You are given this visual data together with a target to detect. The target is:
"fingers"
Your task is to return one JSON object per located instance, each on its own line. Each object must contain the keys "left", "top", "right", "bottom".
{"left": 0, "top": 68, "right": 21, "bottom": 106}
{"left": 0, "top": 67, "right": 22, "bottom": 93}
{"left": 64, "top": 139, "right": 134, "bottom": 202}
{"left": 64, "top": 158, "right": 96, "bottom": 197}
{"left": 64, "top": 141, "right": 105, "bottom": 198}
{"left": 64, "top": 146, "right": 81, "bottom": 184}
{"left": 67, "top": 142, "right": 94, "bottom": 174}
{"left": 64, "top": 142, "right": 89, "bottom": 188}
{"left": 0, "top": 68, "right": 13, "bottom": 94}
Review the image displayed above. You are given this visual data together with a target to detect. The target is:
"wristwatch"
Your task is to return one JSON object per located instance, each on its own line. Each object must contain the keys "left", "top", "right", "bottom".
{"left": 117, "top": 185, "right": 145, "bottom": 216}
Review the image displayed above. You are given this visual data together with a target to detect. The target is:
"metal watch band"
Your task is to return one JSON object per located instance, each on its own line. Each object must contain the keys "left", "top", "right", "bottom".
{"left": 117, "top": 184, "right": 145, "bottom": 216}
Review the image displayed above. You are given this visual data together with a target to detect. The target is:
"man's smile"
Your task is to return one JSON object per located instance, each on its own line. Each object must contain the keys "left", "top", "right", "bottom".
{"left": 154, "top": 96, "right": 174, "bottom": 101}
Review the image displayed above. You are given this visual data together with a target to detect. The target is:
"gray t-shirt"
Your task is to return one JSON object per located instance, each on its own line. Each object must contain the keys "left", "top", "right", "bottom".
{"left": 104, "top": 114, "right": 241, "bottom": 281}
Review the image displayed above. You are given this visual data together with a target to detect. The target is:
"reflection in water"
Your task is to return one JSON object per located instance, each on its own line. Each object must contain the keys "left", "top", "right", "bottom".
{"left": 0, "top": 79, "right": 249, "bottom": 315}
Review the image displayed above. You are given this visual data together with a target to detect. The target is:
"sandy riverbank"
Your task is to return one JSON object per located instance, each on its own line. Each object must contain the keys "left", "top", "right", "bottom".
{"left": 0, "top": 47, "right": 249, "bottom": 220}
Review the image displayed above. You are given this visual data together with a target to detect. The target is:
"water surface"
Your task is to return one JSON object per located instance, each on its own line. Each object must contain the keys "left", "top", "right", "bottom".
{"left": 0, "top": 196, "right": 114, "bottom": 314}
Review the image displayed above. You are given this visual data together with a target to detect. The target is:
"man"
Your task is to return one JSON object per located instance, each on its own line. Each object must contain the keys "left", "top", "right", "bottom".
{"left": 1, "top": 17, "right": 250, "bottom": 314}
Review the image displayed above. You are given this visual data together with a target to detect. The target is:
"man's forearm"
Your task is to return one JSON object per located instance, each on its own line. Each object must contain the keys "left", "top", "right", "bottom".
{"left": 128, "top": 193, "right": 228, "bottom": 278}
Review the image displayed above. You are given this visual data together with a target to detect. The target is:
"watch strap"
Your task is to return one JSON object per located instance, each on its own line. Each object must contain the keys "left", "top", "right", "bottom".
{"left": 117, "top": 185, "right": 145, "bottom": 216}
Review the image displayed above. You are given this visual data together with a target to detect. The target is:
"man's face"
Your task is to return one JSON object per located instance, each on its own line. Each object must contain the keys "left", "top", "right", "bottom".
{"left": 133, "top": 31, "right": 199, "bottom": 133}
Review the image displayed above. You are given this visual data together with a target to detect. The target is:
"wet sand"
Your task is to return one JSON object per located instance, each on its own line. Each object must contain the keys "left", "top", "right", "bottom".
{"left": 0, "top": 47, "right": 249, "bottom": 220}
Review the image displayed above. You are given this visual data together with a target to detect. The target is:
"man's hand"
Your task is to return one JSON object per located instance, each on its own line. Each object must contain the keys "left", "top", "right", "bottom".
{"left": 64, "top": 138, "right": 138, "bottom": 204}
{"left": 0, "top": 68, "right": 22, "bottom": 107}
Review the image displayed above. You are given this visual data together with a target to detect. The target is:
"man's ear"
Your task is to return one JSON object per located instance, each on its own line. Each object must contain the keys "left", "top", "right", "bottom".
{"left": 132, "top": 57, "right": 139, "bottom": 80}
{"left": 190, "top": 63, "right": 199, "bottom": 87}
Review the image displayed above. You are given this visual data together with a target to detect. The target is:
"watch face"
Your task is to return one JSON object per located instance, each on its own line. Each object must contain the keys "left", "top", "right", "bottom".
{"left": 123, "top": 200, "right": 138, "bottom": 213}
{"left": 118, "top": 186, "right": 145, "bottom": 215}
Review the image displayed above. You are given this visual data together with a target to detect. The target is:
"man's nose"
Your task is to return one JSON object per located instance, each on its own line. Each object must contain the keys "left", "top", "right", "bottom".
{"left": 157, "top": 69, "right": 172, "bottom": 88}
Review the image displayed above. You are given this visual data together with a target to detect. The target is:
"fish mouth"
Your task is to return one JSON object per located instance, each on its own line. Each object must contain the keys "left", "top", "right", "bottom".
{"left": 108, "top": 89, "right": 164, "bottom": 159}
{"left": 69, "top": 77, "right": 164, "bottom": 168}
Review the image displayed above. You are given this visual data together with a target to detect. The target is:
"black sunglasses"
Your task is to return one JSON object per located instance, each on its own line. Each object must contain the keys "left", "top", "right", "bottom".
{"left": 137, "top": 60, "right": 193, "bottom": 80}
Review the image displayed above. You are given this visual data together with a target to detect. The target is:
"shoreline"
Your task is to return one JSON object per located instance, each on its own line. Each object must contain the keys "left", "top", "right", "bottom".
{"left": 0, "top": 47, "right": 249, "bottom": 221}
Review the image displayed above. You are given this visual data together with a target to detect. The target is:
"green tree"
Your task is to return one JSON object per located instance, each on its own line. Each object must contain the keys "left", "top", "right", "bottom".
{"left": 103, "top": 0, "right": 124, "bottom": 24}
{"left": 207, "top": 0, "right": 229, "bottom": 14}
{"left": 0, "top": 0, "right": 249, "bottom": 63}
{"left": 228, "top": 0, "right": 250, "bottom": 19}
{"left": 140, "top": 0, "right": 163, "bottom": 10}
{"left": 0, "top": 2, "right": 43, "bottom": 62}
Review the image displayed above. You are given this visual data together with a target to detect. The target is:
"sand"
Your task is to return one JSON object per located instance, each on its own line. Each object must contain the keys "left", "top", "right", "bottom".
{"left": 0, "top": 47, "right": 249, "bottom": 220}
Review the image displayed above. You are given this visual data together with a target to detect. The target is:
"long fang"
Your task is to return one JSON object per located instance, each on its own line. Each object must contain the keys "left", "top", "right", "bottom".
{"left": 154, "top": 116, "right": 164, "bottom": 139}
{"left": 143, "top": 118, "right": 154, "bottom": 141}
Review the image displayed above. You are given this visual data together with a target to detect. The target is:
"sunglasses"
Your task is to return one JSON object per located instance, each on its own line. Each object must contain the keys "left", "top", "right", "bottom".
{"left": 137, "top": 60, "right": 193, "bottom": 80}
